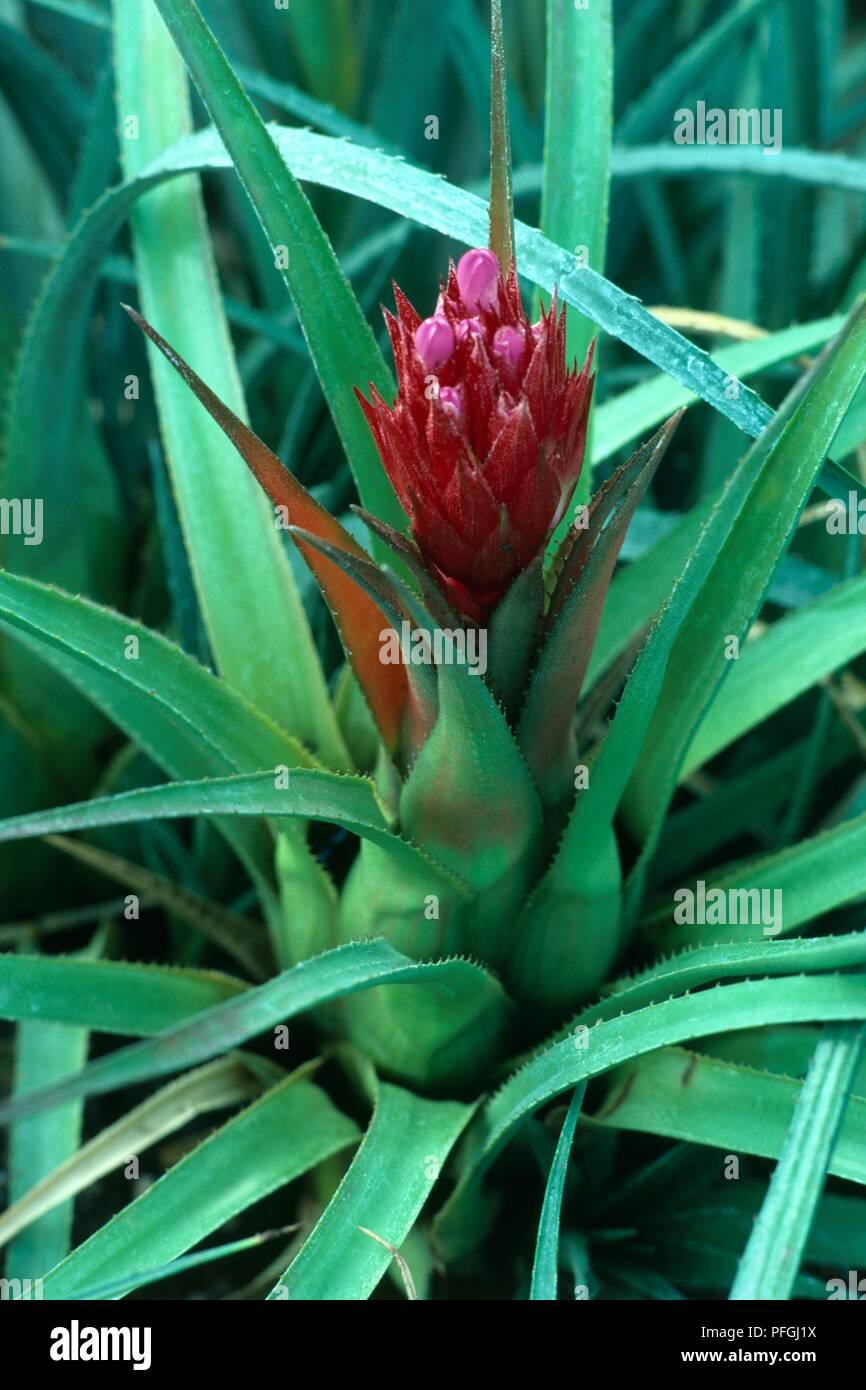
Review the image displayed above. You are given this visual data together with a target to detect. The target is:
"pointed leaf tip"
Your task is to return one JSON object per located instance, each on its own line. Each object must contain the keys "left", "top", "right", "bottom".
{"left": 489, "top": 0, "right": 515, "bottom": 277}
{"left": 125, "top": 304, "right": 409, "bottom": 751}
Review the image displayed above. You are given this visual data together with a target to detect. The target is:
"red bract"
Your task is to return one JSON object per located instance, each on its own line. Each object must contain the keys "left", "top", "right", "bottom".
{"left": 357, "top": 248, "right": 595, "bottom": 621}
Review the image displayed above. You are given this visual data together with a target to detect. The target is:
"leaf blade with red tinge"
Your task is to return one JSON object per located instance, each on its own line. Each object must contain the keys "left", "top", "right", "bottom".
{"left": 519, "top": 413, "right": 682, "bottom": 809}
{"left": 124, "top": 306, "right": 407, "bottom": 751}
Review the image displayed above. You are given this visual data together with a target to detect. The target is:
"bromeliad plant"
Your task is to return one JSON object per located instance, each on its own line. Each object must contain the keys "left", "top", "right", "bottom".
{"left": 3, "top": 0, "right": 866, "bottom": 1303}
{"left": 120, "top": 229, "right": 647, "bottom": 1084}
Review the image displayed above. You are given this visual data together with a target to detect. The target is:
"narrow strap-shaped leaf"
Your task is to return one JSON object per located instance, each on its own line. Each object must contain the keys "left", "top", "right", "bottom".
{"left": 535, "top": 299, "right": 866, "bottom": 944}
{"left": 281, "top": 0, "right": 358, "bottom": 109}
{"left": 616, "top": 0, "right": 780, "bottom": 144}
{"left": 529, "top": 1083, "right": 586, "bottom": 1301}
{"left": 501, "top": 927, "right": 866, "bottom": 1074}
{"left": 125, "top": 306, "right": 408, "bottom": 751}
{"left": 651, "top": 720, "right": 855, "bottom": 884}
{"left": 40, "top": 1072, "right": 359, "bottom": 1300}
{"left": 580, "top": 929, "right": 866, "bottom": 1026}
{"left": 488, "top": 0, "right": 514, "bottom": 275}
{"left": 484, "top": 554, "right": 545, "bottom": 718}
{"left": 540, "top": 0, "right": 612, "bottom": 371}
{"left": 730, "top": 1023, "right": 865, "bottom": 1300}
{"left": 592, "top": 313, "right": 845, "bottom": 469}
{"left": 351, "top": 507, "right": 464, "bottom": 632}
{"left": 113, "top": 0, "right": 344, "bottom": 763}
{"left": 288, "top": 526, "right": 438, "bottom": 750}
{"left": 645, "top": 809, "right": 866, "bottom": 953}
{"left": 620, "top": 303, "right": 866, "bottom": 900}
{"left": 545, "top": 414, "right": 681, "bottom": 635}
{"left": 0, "top": 940, "right": 504, "bottom": 1126}
{"left": 0, "top": 567, "right": 315, "bottom": 889}
{"left": 0, "top": 954, "right": 247, "bottom": 1034}
{"left": 150, "top": 0, "right": 405, "bottom": 535}
{"left": 0, "top": 1055, "right": 267, "bottom": 1252}
{"left": 6, "top": 1014, "right": 89, "bottom": 1280}
{"left": 519, "top": 414, "right": 680, "bottom": 807}
{"left": 435, "top": 974, "right": 866, "bottom": 1260}
{"left": 5, "top": 118, "right": 857, "bottom": 558}
{"left": 45, "top": 835, "right": 269, "bottom": 980}
{"left": 270, "top": 1083, "right": 472, "bottom": 1301}
{"left": 0, "top": 572, "right": 316, "bottom": 777}
{"left": 592, "top": 1047, "right": 866, "bottom": 1190}
{"left": 0, "top": 769, "right": 470, "bottom": 896}
{"left": 682, "top": 569, "right": 866, "bottom": 777}
{"left": 62, "top": 1224, "right": 298, "bottom": 1302}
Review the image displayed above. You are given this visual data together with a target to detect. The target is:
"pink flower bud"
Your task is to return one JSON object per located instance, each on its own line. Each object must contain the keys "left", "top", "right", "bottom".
{"left": 438, "top": 385, "right": 463, "bottom": 422}
{"left": 456, "top": 316, "right": 485, "bottom": 345}
{"left": 357, "top": 256, "right": 595, "bottom": 621}
{"left": 414, "top": 315, "right": 454, "bottom": 370}
{"left": 456, "top": 248, "right": 501, "bottom": 313}
{"left": 492, "top": 326, "right": 525, "bottom": 368}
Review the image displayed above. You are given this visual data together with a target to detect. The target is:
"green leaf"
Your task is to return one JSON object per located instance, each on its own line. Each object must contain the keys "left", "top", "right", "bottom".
{"left": 270, "top": 1083, "right": 471, "bottom": 1301}
{"left": 0, "top": 769, "right": 516, "bottom": 1089}
{"left": 45, "top": 834, "right": 269, "bottom": 981}
{"left": 592, "top": 1046, "right": 866, "bottom": 1190}
{"left": 0, "top": 1056, "right": 267, "bottom": 1254}
{"left": 0, "top": 940, "right": 508, "bottom": 1126}
{"left": 0, "top": 574, "right": 313, "bottom": 778}
{"left": 591, "top": 314, "right": 845, "bottom": 469}
{"left": 529, "top": 1083, "right": 586, "bottom": 1301}
{"left": 399, "top": 663, "right": 543, "bottom": 974}
{"left": 6, "top": 1012, "right": 88, "bottom": 1280}
{"left": 544, "top": 300, "right": 866, "bottom": 942}
{"left": 0, "top": 18, "right": 87, "bottom": 202}
{"left": 436, "top": 974, "right": 866, "bottom": 1259}
{"left": 579, "top": 929, "right": 866, "bottom": 1027}
{"left": 682, "top": 571, "right": 866, "bottom": 778}
{"left": 584, "top": 495, "right": 714, "bottom": 694}
{"left": 288, "top": 525, "right": 441, "bottom": 753}
{"left": 112, "top": 0, "right": 344, "bottom": 762}
{"left": 0, "top": 768, "right": 467, "bottom": 891}
{"left": 519, "top": 414, "right": 680, "bottom": 812}
{"left": 484, "top": 555, "right": 545, "bottom": 718}
{"left": 124, "top": 304, "right": 411, "bottom": 754}
{"left": 730, "top": 1024, "right": 864, "bottom": 1300}
{"left": 652, "top": 720, "right": 855, "bottom": 883}
{"left": 646, "top": 810, "right": 866, "bottom": 953}
{"left": 540, "top": 0, "right": 612, "bottom": 370}
{"left": 41, "top": 1071, "right": 359, "bottom": 1300}
{"left": 150, "top": 0, "right": 405, "bottom": 537}
{"left": 620, "top": 299, "right": 866, "bottom": 846}
{"left": 282, "top": 0, "right": 358, "bottom": 109}
{"left": 0, "top": 954, "right": 247, "bottom": 1034}
{"left": 616, "top": 0, "right": 780, "bottom": 143}
{"left": 66, "top": 1224, "right": 297, "bottom": 1302}
{"left": 11, "top": 117, "right": 852, "bottom": 538}
{"left": 610, "top": 141, "right": 866, "bottom": 196}
{"left": 0, "top": 570, "right": 315, "bottom": 889}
